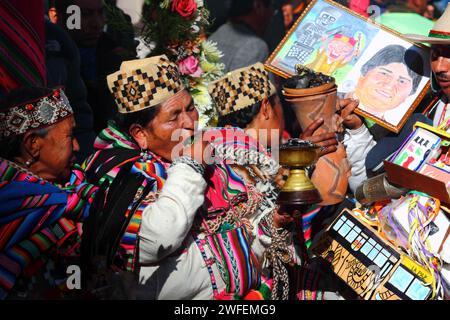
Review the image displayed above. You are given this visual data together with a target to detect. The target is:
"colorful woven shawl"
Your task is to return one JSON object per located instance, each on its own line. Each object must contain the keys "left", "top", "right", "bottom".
{"left": 0, "top": 158, "right": 97, "bottom": 299}
{"left": 82, "top": 122, "right": 273, "bottom": 299}
{"left": 82, "top": 122, "right": 251, "bottom": 271}
{"left": 82, "top": 121, "right": 169, "bottom": 272}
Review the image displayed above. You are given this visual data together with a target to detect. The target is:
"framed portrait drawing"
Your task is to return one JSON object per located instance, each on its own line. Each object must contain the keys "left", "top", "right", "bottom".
{"left": 265, "top": 0, "right": 431, "bottom": 133}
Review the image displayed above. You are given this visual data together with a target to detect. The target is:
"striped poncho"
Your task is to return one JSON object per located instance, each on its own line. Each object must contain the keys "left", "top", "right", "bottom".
{"left": 82, "top": 122, "right": 254, "bottom": 271}
{"left": 0, "top": 158, "right": 97, "bottom": 299}
{"left": 82, "top": 121, "right": 170, "bottom": 272}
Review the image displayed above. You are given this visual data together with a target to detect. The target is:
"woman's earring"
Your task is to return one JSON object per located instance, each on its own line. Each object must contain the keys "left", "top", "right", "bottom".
{"left": 140, "top": 149, "right": 150, "bottom": 162}
{"left": 25, "top": 159, "right": 33, "bottom": 167}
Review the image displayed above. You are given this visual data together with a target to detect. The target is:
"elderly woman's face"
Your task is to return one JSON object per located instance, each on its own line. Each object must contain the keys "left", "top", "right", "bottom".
{"left": 35, "top": 116, "right": 79, "bottom": 183}
{"left": 143, "top": 90, "right": 199, "bottom": 161}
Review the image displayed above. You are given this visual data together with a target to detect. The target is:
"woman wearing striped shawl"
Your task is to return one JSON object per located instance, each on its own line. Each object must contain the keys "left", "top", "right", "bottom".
{"left": 81, "top": 55, "right": 291, "bottom": 300}
{"left": 0, "top": 87, "right": 97, "bottom": 299}
{"left": 208, "top": 63, "right": 354, "bottom": 300}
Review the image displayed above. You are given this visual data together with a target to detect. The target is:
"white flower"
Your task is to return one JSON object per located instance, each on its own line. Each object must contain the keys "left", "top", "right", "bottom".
{"left": 191, "top": 82, "right": 216, "bottom": 128}
{"left": 202, "top": 41, "right": 224, "bottom": 63}
{"left": 192, "top": 83, "right": 212, "bottom": 108}
{"left": 195, "top": 0, "right": 204, "bottom": 8}
{"left": 200, "top": 59, "right": 222, "bottom": 73}
{"left": 197, "top": 114, "right": 209, "bottom": 130}
{"left": 191, "top": 24, "right": 200, "bottom": 34}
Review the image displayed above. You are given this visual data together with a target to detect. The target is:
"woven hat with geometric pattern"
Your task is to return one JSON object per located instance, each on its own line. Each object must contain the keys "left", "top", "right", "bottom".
{"left": 107, "top": 55, "right": 185, "bottom": 114}
{"left": 208, "top": 62, "right": 276, "bottom": 117}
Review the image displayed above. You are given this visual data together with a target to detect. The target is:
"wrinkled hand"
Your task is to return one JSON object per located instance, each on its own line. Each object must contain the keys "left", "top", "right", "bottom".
{"left": 300, "top": 118, "right": 338, "bottom": 157}
{"left": 230, "top": 164, "right": 268, "bottom": 184}
{"left": 337, "top": 98, "right": 363, "bottom": 130}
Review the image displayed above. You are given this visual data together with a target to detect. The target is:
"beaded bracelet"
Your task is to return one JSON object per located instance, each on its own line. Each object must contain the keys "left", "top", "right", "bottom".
{"left": 170, "top": 156, "right": 205, "bottom": 176}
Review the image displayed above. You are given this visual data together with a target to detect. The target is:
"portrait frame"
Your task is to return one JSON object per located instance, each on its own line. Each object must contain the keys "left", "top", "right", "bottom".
{"left": 265, "top": 0, "right": 431, "bottom": 133}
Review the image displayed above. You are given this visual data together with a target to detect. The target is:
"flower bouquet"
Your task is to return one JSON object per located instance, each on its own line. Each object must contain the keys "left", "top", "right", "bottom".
{"left": 141, "top": 0, "right": 225, "bottom": 127}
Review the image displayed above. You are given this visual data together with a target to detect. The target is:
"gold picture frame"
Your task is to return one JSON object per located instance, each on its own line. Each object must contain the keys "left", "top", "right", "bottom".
{"left": 265, "top": 0, "right": 431, "bottom": 133}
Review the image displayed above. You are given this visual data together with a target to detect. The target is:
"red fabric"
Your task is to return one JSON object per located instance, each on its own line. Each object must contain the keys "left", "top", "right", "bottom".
{"left": 0, "top": 65, "right": 18, "bottom": 94}
{"left": 0, "top": 0, "right": 46, "bottom": 94}
{"left": 349, "top": 0, "right": 370, "bottom": 17}
{"left": 13, "top": 0, "right": 45, "bottom": 47}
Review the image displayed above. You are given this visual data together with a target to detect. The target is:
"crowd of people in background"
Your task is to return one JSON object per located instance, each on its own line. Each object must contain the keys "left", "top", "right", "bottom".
{"left": 36, "top": 0, "right": 450, "bottom": 142}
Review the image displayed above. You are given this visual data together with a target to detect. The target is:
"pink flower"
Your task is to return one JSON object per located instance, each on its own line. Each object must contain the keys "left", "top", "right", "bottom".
{"left": 178, "top": 56, "right": 203, "bottom": 78}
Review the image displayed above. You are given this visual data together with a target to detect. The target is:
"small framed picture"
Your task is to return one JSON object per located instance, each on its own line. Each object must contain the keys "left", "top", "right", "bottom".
{"left": 265, "top": 0, "right": 431, "bottom": 133}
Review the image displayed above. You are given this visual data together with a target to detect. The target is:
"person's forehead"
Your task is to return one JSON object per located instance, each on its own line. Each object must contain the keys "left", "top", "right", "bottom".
{"left": 331, "top": 40, "right": 351, "bottom": 47}
{"left": 376, "top": 66, "right": 394, "bottom": 72}
{"left": 51, "top": 116, "right": 75, "bottom": 134}
{"left": 160, "top": 90, "right": 192, "bottom": 111}
{"left": 375, "top": 63, "right": 408, "bottom": 72}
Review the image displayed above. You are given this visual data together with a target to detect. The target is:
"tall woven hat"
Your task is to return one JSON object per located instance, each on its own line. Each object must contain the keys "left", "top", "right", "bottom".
{"left": 404, "top": 3, "right": 450, "bottom": 44}
{"left": 107, "top": 55, "right": 185, "bottom": 114}
{"left": 208, "top": 62, "right": 276, "bottom": 117}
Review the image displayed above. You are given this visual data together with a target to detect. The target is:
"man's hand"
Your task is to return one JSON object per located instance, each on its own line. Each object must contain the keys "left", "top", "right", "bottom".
{"left": 300, "top": 118, "right": 338, "bottom": 157}
{"left": 337, "top": 98, "right": 363, "bottom": 130}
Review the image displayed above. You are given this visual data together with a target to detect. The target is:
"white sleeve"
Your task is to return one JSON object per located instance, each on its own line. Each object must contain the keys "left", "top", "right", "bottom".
{"left": 433, "top": 100, "right": 446, "bottom": 127}
{"left": 138, "top": 163, "right": 207, "bottom": 264}
{"left": 343, "top": 125, "right": 377, "bottom": 194}
{"left": 249, "top": 208, "right": 274, "bottom": 262}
